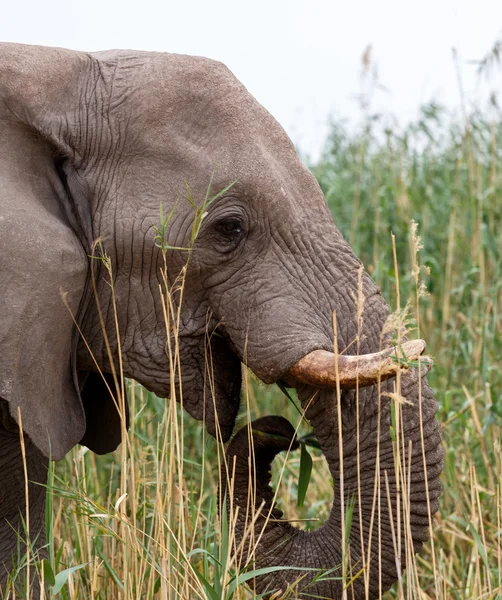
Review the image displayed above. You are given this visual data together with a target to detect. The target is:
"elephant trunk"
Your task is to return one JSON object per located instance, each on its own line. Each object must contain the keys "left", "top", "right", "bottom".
{"left": 223, "top": 366, "right": 443, "bottom": 599}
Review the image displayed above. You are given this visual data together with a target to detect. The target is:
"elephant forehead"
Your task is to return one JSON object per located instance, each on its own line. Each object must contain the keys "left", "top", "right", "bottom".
{"left": 83, "top": 50, "right": 332, "bottom": 232}
{"left": 90, "top": 50, "right": 297, "bottom": 165}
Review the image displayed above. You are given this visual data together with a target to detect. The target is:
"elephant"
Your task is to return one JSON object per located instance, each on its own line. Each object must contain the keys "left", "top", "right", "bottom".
{"left": 0, "top": 43, "right": 443, "bottom": 598}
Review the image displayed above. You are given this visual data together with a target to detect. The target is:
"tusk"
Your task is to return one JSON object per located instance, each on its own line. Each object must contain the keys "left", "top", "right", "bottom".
{"left": 288, "top": 339, "right": 431, "bottom": 389}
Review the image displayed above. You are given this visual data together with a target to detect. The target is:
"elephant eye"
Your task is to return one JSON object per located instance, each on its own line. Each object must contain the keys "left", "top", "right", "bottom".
{"left": 213, "top": 218, "right": 245, "bottom": 252}
{"left": 216, "top": 219, "right": 243, "bottom": 236}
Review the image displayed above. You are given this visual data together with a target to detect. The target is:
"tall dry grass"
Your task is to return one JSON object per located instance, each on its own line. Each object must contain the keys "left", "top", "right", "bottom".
{"left": 312, "top": 103, "right": 502, "bottom": 598}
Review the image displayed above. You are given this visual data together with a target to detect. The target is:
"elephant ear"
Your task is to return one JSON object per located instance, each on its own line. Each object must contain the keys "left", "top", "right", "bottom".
{"left": 0, "top": 43, "right": 96, "bottom": 460}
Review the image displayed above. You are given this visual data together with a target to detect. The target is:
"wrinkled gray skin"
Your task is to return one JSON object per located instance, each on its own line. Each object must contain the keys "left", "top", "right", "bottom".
{"left": 0, "top": 43, "right": 442, "bottom": 598}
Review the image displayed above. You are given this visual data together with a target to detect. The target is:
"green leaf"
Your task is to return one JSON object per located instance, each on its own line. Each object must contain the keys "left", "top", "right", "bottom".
{"left": 52, "top": 563, "right": 88, "bottom": 595}
{"left": 276, "top": 382, "right": 302, "bottom": 415}
{"left": 193, "top": 570, "right": 221, "bottom": 600}
{"left": 205, "top": 177, "right": 239, "bottom": 210}
{"left": 467, "top": 522, "right": 490, "bottom": 574}
{"left": 227, "top": 565, "right": 315, "bottom": 594}
{"left": 41, "top": 559, "right": 55, "bottom": 588}
{"left": 252, "top": 429, "right": 292, "bottom": 444}
{"left": 97, "top": 546, "right": 124, "bottom": 589}
{"left": 186, "top": 547, "right": 222, "bottom": 568}
{"left": 297, "top": 443, "right": 313, "bottom": 508}
{"left": 298, "top": 432, "right": 321, "bottom": 449}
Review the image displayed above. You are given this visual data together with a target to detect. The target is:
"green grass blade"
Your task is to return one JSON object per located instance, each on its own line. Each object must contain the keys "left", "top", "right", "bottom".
{"left": 297, "top": 443, "right": 313, "bottom": 508}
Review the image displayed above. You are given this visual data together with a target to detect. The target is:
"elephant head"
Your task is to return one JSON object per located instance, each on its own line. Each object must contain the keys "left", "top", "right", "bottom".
{"left": 0, "top": 43, "right": 442, "bottom": 596}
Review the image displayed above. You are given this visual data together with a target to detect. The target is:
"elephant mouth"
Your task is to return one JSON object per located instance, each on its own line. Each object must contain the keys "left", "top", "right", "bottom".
{"left": 210, "top": 324, "right": 429, "bottom": 443}
{"left": 286, "top": 338, "right": 431, "bottom": 390}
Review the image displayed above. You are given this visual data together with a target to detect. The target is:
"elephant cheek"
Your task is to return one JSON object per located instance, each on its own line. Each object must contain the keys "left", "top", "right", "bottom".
{"left": 178, "top": 334, "right": 242, "bottom": 442}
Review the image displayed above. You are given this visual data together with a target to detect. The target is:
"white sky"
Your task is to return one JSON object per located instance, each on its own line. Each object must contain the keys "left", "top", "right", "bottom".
{"left": 3, "top": 0, "right": 502, "bottom": 159}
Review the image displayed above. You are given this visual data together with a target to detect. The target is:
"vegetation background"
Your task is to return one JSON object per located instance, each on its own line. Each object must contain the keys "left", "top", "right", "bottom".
{"left": 5, "top": 49, "right": 502, "bottom": 600}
